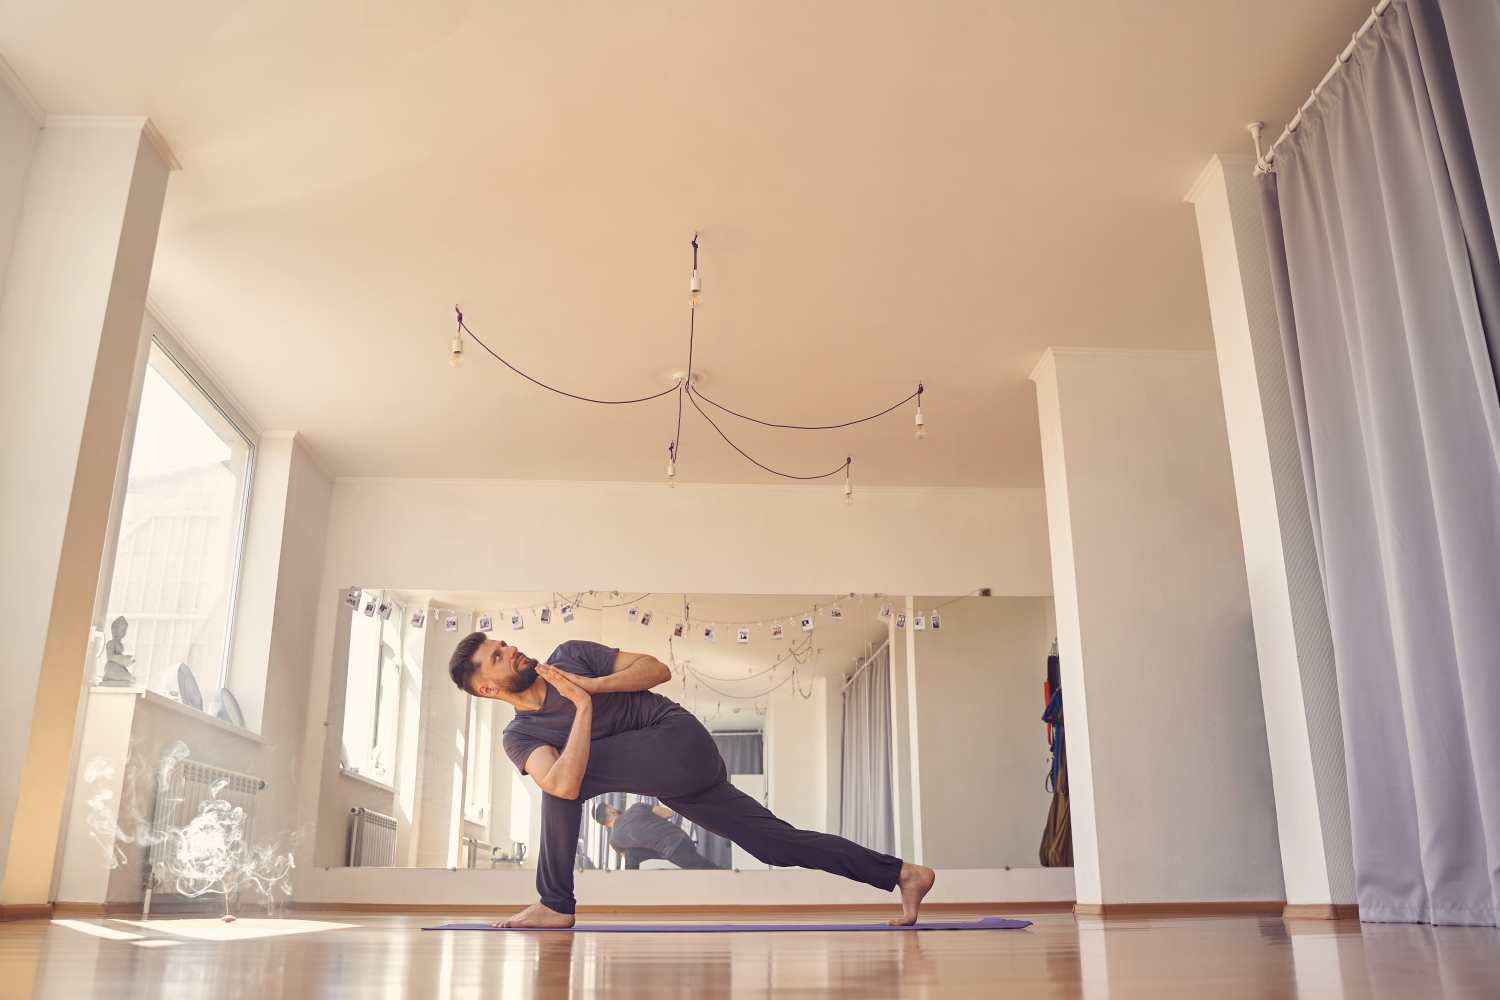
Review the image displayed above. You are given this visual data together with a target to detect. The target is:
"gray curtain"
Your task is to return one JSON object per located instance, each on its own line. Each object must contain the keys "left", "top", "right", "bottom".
{"left": 839, "top": 645, "right": 895, "bottom": 855}
{"left": 712, "top": 731, "right": 765, "bottom": 775}
{"left": 1259, "top": 0, "right": 1500, "bottom": 926}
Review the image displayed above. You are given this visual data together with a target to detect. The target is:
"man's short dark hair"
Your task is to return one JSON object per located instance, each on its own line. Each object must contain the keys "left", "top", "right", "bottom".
{"left": 592, "top": 801, "right": 615, "bottom": 824}
{"left": 449, "top": 631, "right": 488, "bottom": 693}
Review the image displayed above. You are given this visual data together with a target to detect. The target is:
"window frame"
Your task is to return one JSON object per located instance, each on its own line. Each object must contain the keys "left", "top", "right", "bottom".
{"left": 93, "top": 308, "right": 258, "bottom": 710}
{"left": 145, "top": 333, "right": 257, "bottom": 694}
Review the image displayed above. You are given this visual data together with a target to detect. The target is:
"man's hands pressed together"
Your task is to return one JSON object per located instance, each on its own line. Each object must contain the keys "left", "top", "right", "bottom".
{"left": 538, "top": 663, "right": 593, "bottom": 704}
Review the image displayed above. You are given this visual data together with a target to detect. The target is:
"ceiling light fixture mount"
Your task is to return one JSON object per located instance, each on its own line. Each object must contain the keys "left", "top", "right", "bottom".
{"left": 451, "top": 235, "right": 927, "bottom": 498}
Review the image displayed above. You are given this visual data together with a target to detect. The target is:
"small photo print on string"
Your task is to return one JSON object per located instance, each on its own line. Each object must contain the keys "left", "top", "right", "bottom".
{"left": 628, "top": 607, "right": 640, "bottom": 624}
{"left": 830, "top": 606, "right": 844, "bottom": 623}
{"left": 377, "top": 600, "right": 393, "bottom": 621}
{"left": 363, "top": 596, "right": 378, "bottom": 618}
{"left": 641, "top": 610, "right": 654, "bottom": 627}
{"left": 561, "top": 604, "right": 575, "bottom": 623}
{"left": 410, "top": 608, "right": 426, "bottom": 629}
{"left": 771, "top": 623, "right": 784, "bottom": 640}
{"left": 672, "top": 622, "right": 685, "bottom": 638}
{"left": 477, "top": 613, "right": 493, "bottom": 632}
{"left": 878, "top": 604, "right": 893, "bottom": 623}
{"left": 444, "top": 612, "right": 459, "bottom": 632}
{"left": 703, "top": 625, "right": 717, "bottom": 642}
{"left": 930, "top": 611, "right": 942, "bottom": 631}
{"left": 345, "top": 588, "right": 360, "bottom": 609}
{"left": 736, "top": 628, "right": 750, "bottom": 644}
{"left": 510, "top": 612, "right": 525, "bottom": 630}
{"left": 539, "top": 607, "right": 551, "bottom": 624}
{"left": 895, "top": 612, "right": 907, "bottom": 629}
{"left": 913, "top": 615, "right": 926, "bottom": 631}
{"left": 800, "top": 615, "right": 815, "bottom": 633}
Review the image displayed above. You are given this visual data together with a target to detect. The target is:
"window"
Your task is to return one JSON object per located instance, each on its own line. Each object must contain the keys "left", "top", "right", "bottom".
{"left": 464, "top": 697, "right": 493, "bottom": 825}
{"left": 100, "top": 338, "right": 254, "bottom": 711}
{"left": 341, "top": 590, "right": 404, "bottom": 785}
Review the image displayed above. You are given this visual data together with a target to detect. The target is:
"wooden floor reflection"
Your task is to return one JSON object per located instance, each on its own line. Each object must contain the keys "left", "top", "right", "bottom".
{"left": 3, "top": 909, "right": 1497, "bottom": 998}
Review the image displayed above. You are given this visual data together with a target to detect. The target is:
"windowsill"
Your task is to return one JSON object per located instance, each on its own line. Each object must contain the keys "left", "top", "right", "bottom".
{"left": 340, "top": 767, "right": 396, "bottom": 793}
{"left": 89, "top": 686, "right": 266, "bottom": 744}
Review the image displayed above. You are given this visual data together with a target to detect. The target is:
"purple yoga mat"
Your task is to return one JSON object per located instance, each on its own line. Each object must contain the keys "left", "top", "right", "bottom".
{"left": 423, "top": 915, "right": 1031, "bottom": 933}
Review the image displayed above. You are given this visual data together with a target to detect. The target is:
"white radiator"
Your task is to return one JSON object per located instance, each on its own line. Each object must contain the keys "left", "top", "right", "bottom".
{"left": 348, "top": 806, "right": 398, "bottom": 867}
{"left": 143, "top": 757, "right": 266, "bottom": 919}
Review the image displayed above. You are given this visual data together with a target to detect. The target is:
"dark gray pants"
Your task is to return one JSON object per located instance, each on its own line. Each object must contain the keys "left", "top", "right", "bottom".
{"left": 537, "top": 711, "right": 903, "bottom": 914}
{"left": 621, "top": 840, "right": 719, "bottom": 870}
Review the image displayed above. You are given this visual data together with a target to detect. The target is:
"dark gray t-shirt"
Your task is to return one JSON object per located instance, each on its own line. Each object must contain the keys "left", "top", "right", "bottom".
{"left": 502, "top": 640, "right": 685, "bottom": 775}
{"left": 610, "top": 803, "right": 690, "bottom": 855}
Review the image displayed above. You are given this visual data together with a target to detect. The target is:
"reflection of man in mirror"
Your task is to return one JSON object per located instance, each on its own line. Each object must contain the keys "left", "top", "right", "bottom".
{"left": 450, "top": 635, "right": 935, "bottom": 929}
{"left": 593, "top": 801, "right": 719, "bottom": 870}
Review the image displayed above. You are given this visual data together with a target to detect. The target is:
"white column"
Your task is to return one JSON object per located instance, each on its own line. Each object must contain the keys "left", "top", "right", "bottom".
{"left": 0, "top": 117, "right": 174, "bottom": 909}
{"left": 901, "top": 595, "right": 924, "bottom": 864}
{"left": 1185, "top": 155, "right": 1354, "bottom": 911}
{"left": 1030, "top": 348, "right": 1284, "bottom": 907}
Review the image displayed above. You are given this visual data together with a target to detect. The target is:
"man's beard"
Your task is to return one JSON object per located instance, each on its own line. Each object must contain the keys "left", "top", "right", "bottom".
{"left": 500, "top": 653, "right": 539, "bottom": 694}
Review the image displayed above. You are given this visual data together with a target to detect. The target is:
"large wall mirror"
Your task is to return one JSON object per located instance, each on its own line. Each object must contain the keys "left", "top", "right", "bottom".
{"left": 316, "top": 591, "right": 1061, "bottom": 875}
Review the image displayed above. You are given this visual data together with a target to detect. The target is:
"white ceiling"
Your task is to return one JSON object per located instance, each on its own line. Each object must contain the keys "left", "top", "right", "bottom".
{"left": 2, "top": 1, "right": 1370, "bottom": 485}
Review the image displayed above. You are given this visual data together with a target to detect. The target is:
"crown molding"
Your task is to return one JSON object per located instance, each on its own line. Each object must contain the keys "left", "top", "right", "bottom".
{"left": 42, "top": 114, "right": 181, "bottom": 170}
{"left": 1030, "top": 346, "right": 1216, "bottom": 383}
{"left": 1183, "top": 154, "right": 1257, "bottom": 205}
{"left": 0, "top": 51, "right": 45, "bottom": 125}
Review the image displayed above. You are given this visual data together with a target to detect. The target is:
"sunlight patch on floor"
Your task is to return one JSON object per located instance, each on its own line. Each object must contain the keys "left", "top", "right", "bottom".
{"left": 116, "top": 918, "right": 357, "bottom": 941}
{"left": 51, "top": 919, "right": 143, "bottom": 942}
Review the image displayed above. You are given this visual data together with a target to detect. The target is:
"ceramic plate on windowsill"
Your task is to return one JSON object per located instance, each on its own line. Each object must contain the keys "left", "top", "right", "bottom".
{"left": 176, "top": 663, "right": 204, "bottom": 711}
{"left": 216, "top": 687, "right": 245, "bottom": 728}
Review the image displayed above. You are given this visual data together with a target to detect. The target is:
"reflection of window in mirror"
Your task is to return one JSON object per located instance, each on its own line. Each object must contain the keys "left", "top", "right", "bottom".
{"left": 465, "top": 697, "right": 493, "bottom": 824}
{"left": 341, "top": 590, "right": 402, "bottom": 787}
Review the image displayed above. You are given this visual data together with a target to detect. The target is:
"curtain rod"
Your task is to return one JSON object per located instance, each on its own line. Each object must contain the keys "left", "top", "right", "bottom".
{"left": 1252, "top": 0, "right": 1393, "bottom": 176}
{"left": 841, "top": 639, "right": 892, "bottom": 695}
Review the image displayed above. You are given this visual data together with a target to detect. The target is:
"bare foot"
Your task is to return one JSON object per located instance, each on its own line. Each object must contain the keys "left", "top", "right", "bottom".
{"left": 888, "top": 863, "right": 936, "bottom": 926}
{"left": 493, "top": 901, "right": 576, "bottom": 929}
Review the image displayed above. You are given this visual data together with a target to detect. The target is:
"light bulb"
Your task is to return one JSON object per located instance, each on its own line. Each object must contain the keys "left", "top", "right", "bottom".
{"left": 844, "top": 481, "right": 853, "bottom": 505}
{"left": 449, "top": 335, "right": 463, "bottom": 368}
{"left": 914, "top": 407, "right": 926, "bottom": 440}
{"left": 667, "top": 459, "right": 676, "bottom": 480}
{"left": 689, "top": 269, "right": 702, "bottom": 307}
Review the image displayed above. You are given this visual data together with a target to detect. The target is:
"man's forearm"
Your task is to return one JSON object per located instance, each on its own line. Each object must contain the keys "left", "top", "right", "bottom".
{"left": 592, "top": 655, "right": 671, "bottom": 693}
{"left": 541, "top": 703, "right": 592, "bottom": 799}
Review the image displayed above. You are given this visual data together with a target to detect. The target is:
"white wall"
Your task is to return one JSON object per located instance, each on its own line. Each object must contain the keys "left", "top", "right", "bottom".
{"left": 0, "top": 66, "right": 40, "bottom": 297}
{"left": 765, "top": 677, "right": 833, "bottom": 833}
{"left": 1032, "top": 348, "right": 1283, "bottom": 905}
{"left": 913, "top": 596, "right": 1053, "bottom": 869}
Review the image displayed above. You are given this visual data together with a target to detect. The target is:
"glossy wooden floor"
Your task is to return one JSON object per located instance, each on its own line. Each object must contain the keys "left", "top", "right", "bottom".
{"left": 3, "top": 908, "right": 1497, "bottom": 998}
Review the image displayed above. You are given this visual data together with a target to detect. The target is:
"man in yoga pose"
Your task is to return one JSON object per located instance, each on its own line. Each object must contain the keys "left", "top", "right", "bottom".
{"left": 449, "top": 635, "right": 935, "bottom": 928}
{"left": 594, "top": 801, "right": 720, "bottom": 869}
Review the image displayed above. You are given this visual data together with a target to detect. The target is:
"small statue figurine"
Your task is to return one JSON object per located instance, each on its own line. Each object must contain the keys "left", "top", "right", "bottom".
{"left": 100, "top": 615, "right": 136, "bottom": 686}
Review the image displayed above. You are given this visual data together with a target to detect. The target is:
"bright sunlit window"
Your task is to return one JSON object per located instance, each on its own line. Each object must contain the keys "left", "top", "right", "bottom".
{"left": 101, "top": 339, "right": 254, "bottom": 715}
{"left": 465, "top": 697, "right": 494, "bottom": 825}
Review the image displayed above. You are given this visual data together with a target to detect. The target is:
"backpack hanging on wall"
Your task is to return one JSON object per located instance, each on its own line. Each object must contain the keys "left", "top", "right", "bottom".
{"left": 1039, "top": 650, "right": 1073, "bottom": 867}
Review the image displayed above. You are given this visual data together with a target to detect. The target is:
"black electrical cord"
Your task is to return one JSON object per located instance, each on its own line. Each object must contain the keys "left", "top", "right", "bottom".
{"left": 459, "top": 318, "right": 679, "bottom": 406}
{"left": 685, "top": 385, "right": 850, "bottom": 481}
{"left": 690, "top": 382, "right": 922, "bottom": 431}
